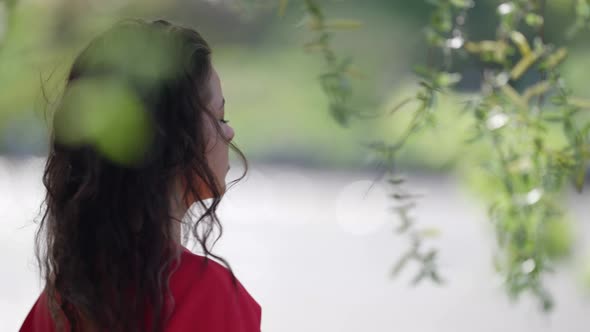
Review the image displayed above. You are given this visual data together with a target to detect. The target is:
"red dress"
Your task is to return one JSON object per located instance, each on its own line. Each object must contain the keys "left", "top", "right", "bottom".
{"left": 19, "top": 247, "right": 262, "bottom": 331}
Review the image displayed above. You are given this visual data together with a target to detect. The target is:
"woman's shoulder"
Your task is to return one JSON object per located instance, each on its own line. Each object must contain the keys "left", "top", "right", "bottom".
{"left": 19, "top": 290, "right": 56, "bottom": 332}
{"left": 19, "top": 247, "right": 262, "bottom": 332}
{"left": 164, "top": 247, "right": 262, "bottom": 331}
{"left": 173, "top": 246, "right": 246, "bottom": 297}
{"left": 175, "top": 246, "right": 235, "bottom": 283}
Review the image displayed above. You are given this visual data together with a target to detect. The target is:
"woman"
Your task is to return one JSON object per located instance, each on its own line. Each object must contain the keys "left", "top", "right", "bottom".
{"left": 19, "top": 19, "right": 261, "bottom": 332}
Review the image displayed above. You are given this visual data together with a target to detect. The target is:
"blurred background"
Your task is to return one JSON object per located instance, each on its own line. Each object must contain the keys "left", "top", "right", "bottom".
{"left": 1, "top": 0, "right": 590, "bottom": 331}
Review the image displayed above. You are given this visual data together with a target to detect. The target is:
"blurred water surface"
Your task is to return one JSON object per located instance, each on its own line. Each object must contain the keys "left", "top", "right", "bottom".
{"left": 2, "top": 157, "right": 590, "bottom": 332}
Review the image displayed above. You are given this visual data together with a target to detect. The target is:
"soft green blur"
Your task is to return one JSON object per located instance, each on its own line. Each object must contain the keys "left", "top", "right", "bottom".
{"left": 1, "top": 0, "right": 589, "bottom": 168}
{"left": 54, "top": 77, "right": 152, "bottom": 165}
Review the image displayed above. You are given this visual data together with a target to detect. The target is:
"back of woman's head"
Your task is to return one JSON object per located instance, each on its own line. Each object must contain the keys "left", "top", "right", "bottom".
{"left": 36, "top": 19, "right": 245, "bottom": 332}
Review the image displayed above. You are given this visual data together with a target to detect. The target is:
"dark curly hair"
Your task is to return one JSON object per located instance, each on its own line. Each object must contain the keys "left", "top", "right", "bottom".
{"left": 34, "top": 19, "right": 247, "bottom": 332}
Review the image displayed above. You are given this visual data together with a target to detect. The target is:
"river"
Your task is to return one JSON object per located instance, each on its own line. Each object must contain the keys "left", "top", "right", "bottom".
{"left": 2, "top": 157, "right": 589, "bottom": 331}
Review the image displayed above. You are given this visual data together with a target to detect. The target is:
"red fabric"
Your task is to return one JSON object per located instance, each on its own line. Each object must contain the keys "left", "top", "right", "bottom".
{"left": 19, "top": 247, "right": 262, "bottom": 331}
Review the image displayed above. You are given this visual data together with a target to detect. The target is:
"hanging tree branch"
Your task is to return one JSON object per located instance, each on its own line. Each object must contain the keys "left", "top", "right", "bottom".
{"left": 280, "top": 0, "right": 590, "bottom": 311}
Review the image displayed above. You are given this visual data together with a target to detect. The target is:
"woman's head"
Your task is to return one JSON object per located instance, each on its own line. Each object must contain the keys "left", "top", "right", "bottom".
{"left": 37, "top": 19, "right": 246, "bottom": 332}
{"left": 56, "top": 19, "right": 237, "bottom": 201}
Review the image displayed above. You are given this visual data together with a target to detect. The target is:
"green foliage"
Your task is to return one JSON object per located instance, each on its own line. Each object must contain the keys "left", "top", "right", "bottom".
{"left": 296, "top": 0, "right": 590, "bottom": 312}
{"left": 54, "top": 78, "right": 152, "bottom": 165}
{"left": 567, "top": 0, "right": 590, "bottom": 36}
{"left": 1, "top": 0, "right": 588, "bottom": 313}
{"left": 300, "top": 0, "right": 365, "bottom": 127}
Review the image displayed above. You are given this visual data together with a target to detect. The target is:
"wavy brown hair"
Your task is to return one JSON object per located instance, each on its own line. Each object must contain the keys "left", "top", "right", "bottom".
{"left": 35, "top": 19, "right": 247, "bottom": 332}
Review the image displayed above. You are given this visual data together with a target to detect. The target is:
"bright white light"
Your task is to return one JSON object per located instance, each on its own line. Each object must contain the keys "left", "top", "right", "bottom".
{"left": 446, "top": 36, "right": 465, "bottom": 49}
{"left": 498, "top": 3, "right": 515, "bottom": 15}
{"left": 495, "top": 72, "right": 510, "bottom": 86}
{"left": 525, "top": 188, "right": 543, "bottom": 205}
{"left": 486, "top": 110, "right": 509, "bottom": 130}
{"left": 521, "top": 259, "right": 536, "bottom": 274}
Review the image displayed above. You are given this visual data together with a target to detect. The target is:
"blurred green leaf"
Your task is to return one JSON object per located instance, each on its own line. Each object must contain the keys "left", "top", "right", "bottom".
{"left": 419, "top": 228, "right": 441, "bottom": 238}
{"left": 322, "top": 19, "right": 363, "bottom": 31}
{"left": 450, "top": 0, "right": 474, "bottom": 9}
{"left": 510, "top": 31, "right": 532, "bottom": 57}
{"left": 511, "top": 53, "right": 539, "bottom": 80}
{"left": 392, "top": 251, "right": 413, "bottom": 277}
{"left": 431, "top": 6, "right": 453, "bottom": 33}
{"left": 540, "top": 48, "right": 568, "bottom": 71}
{"left": 329, "top": 103, "right": 350, "bottom": 127}
{"left": 435, "top": 72, "right": 462, "bottom": 88}
{"left": 54, "top": 78, "right": 152, "bottom": 165}
{"left": 278, "top": 0, "right": 289, "bottom": 17}
{"left": 525, "top": 13, "right": 544, "bottom": 28}
{"left": 540, "top": 218, "right": 573, "bottom": 259}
